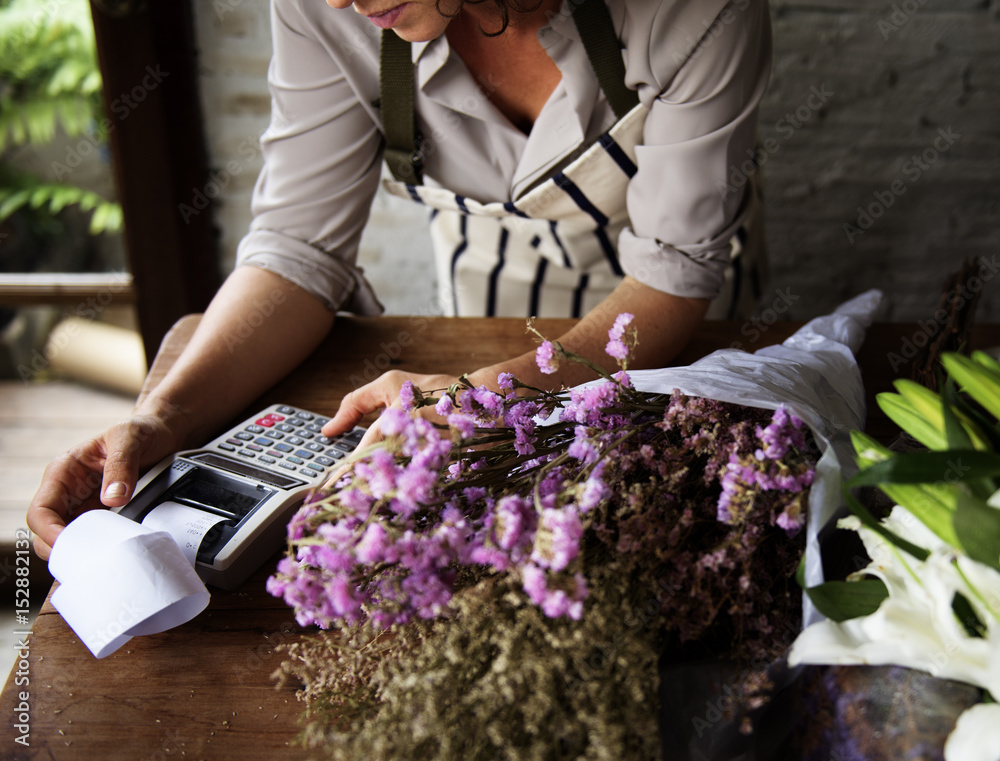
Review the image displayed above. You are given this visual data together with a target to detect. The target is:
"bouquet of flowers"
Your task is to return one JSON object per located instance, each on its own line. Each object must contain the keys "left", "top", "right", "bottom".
{"left": 268, "top": 291, "right": 882, "bottom": 760}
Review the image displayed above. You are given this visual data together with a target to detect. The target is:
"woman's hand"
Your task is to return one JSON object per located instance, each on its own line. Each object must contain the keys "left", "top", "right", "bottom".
{"left": 322, "top": 370, "right": 463, "bottom": 448}
{"left": 26, "top": 414, "right": 181, "bottom": 560}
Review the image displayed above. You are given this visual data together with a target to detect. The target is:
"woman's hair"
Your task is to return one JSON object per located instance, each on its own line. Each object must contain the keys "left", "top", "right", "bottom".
{"left": 437, "top": 0, "right": 545, "bottom": 36}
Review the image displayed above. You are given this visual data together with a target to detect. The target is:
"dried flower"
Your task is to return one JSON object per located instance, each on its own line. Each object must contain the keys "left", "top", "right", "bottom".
{"left": 605, "top": 311, "right": 636, "bottom": 362}
{"left": 269, "top": 315, "right": 818, "bottom": 760}
{"left": 535, "top": 340, "right": 559, "bottom": 374}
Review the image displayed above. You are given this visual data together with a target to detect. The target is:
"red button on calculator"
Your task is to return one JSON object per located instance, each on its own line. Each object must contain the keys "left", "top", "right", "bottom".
{"left": 255, "top": 414, "right": 286, "bottom": 427}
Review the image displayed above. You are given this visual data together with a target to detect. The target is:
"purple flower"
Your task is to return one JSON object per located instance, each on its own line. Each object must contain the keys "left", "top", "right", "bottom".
{"left": 379, "top": 406, "right": 411, "bottom": 437}
{"left": 355, "top": 523, "right": 392, "bottom": 564}
{"left": 531, "top": 507, "right": 583, "bottom": 572}
{"left": 608, "top": 312, "right": 634, "bottom": 341}
{"left": 562, "top": 381, "right": 621, "bottom": 427}
{"left": 286, "top": 503, "right": 320, "bottom": 541}
{"left": 605, "top": 339, "right": 629, "bottom": 360}
{"left": 393, "top": 465, "right": 438, "bottom": 515}
{"left": 568, "top": 435, "right": 599, "bottom": 464}
{"left": 448, "top": 412, "right": 477, "bottom": 440}
{"left": 493, "top": 495, "right": 535, "bottom": 551}
{"left": 401, "top": 570, "right": 454, "bottom": 619}
{"left": 613, "top": 370, "right": 632, "bottom": 388}
{"left": 577, "top": 474, "right": 610, "bottom": 512}
{"left": 324, "top": 573, "right": 364, "bottom": 622}
{"left": 339, "top": 485, "right": 375, "bottom": 518}
{"left": 521, "top": 564, "right": 587, "bottom": 620}
{"left": 535, "top": 340, "right": 559, "bottom": 374}
{"left": 356, "top": 448, "right": 399, "bottom": 499}
{"left": 459, "top": 386, "right": 505, "bottom": 422}
{"left": 398, "top": 380, "right": 417, "bottom": 411}
{"left": 434, "top": 394, "right": 454, "bottom": 417}
{"left": 503, "top": 399, "right": 540, "bottom": 428}
{"left": 497, "top": 372, "right": 516, "bottom": 391}
{"left": 755, "top": 406, "right": 808, "bottom": 460}
{"left": 605, "top": 313, "right": 635, "bottom": 361}
{"left": 776, "top": 503, "right": 805, "bottom": 535}
{"left": 521, "top": 562, "right": 547, "bottom": 601}
{"left": 513, "top": 425, "right": 536, "bottom": 456}
{"left": 469, "top": 545, "right": 511, "bottom": 572}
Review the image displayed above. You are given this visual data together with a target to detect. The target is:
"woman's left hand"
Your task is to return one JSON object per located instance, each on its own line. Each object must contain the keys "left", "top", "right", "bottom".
{"left": 321, "top": 369, "right": 461, "bottom": 448}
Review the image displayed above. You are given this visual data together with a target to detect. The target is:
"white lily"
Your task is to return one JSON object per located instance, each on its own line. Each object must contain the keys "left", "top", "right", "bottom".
{"left": 789, "top": 505, "right": 1000, "bottom": 761}
{"left": 944, "top": 702, "right": 1000, "bottom": 761}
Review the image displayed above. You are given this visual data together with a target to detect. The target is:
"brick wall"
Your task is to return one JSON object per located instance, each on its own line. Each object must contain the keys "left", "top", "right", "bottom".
{"left": 192, "top": 0, "right": 1000, "bottom": 322}
{"left": 763, "top": 0, "right": 1000, "bottom": 323}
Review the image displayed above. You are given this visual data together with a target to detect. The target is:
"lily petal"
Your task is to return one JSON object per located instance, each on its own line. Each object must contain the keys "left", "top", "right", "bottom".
{"left": 944, "top": 703, "right": 1000, "bottom": 761}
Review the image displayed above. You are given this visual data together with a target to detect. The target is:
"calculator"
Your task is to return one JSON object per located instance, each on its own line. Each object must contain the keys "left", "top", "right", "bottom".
{"left": 114, "top": 404, "right": 365, "bottom": 590}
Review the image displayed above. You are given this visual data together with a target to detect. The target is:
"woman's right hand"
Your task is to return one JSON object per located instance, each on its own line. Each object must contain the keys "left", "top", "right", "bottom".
{"left": 26, "top": 413, "right": 181, "bottom": 560}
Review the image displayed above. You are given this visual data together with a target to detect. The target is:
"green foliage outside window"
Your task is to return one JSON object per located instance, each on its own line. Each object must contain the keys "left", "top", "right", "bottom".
{"left": 0, "top": 0, "right": 122, "bottom": 235}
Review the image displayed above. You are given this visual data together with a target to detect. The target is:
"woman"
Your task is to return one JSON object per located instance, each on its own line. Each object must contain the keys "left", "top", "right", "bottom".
{"left": 27, "top": 0, "right": 771, "bottom": 558}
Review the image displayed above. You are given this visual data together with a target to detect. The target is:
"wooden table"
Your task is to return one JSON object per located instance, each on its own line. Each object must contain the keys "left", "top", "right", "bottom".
{"left": 3, "top": 314, "right": 999, "bottom": 760}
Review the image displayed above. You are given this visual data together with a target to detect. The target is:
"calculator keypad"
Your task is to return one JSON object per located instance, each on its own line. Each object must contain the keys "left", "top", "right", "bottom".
{"left": 209, "top": 405, "right": 364, "bottom": 482}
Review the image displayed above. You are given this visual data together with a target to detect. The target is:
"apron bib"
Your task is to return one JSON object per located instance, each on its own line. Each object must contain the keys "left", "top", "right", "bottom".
{"left": 378, "top": 0, "right": 766, "bottom": 319}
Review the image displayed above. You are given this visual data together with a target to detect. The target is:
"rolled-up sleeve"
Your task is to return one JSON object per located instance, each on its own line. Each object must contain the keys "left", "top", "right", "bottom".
{"left": 236, "top": 0, "right": 384, "bottom": 314}
{"left": 619, "top": 0, "right": 772, "bottom": 300}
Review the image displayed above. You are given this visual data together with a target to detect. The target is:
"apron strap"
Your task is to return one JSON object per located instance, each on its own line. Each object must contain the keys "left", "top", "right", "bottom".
{"left": 380, "top": 30, "right": 422, "bottom": 183}
{"left": 571, "top": 0, "right": 639, "bottom": 120}
{"left": 379, "top": 0, "right": 640, "bottom": 182}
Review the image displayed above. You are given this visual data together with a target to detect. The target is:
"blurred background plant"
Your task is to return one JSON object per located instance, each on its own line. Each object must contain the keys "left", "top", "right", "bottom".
{"left": 0, "top": 0, "right": 121, "bottom": 237}
{"left": 0, "top": 0, "right": 127, "bottom": 377}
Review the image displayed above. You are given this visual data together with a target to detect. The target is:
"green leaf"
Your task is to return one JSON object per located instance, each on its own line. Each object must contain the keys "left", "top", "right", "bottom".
{"left": 88, "top": 202, "right": 108, "bottom": 234}
{"left": 848, "top": 449, "right": 1000, "bottom": 486}
{"left": 881, "top": 483, "right": 963, "bottom": 546}
{"left": 0, "top": 188, "right": 30, "bottom": 221}
{"left": 942, "top": 378, "right": 975, "bottom": 450}
{"left": 804, "top": 578, "right": 889, "bottom": 622}
{"left": 972, "top": 350, "right": 1000, "bottom": 377}
{"left": 796, "top": 553, "right": 889, "bottom": 621}
{"left": 88, "top": 201, "right": 123, "bottom": 235}
{"left": 29, "top": 186, "right": 51, "bottom": 209}
{"left": 877, "top": 392, "right": 947, "bottom": 450}
{"left": 949, "top": 384, "right": 1000, "bottom": 452}
{"left": 953, "top": 491, "right": 1000, "bottom": 570}
{"left": 842, "top": 485, "right": 930, "bottom": 561}
{"left": 852, "top": 431, "right": 962, "bottom": 546}
{"left": 103, "top": 203, "right": 123, "bottom": 232}
{"left": 953, "top": 592, "right": 986, "bottom": 638}
{"left": 942, "top": 353, "right": 1000, "bottom": 422}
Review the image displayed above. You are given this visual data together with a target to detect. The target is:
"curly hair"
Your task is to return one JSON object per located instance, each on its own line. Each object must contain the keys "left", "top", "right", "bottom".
{"left": 437, "top": 0, "right": 545, "bottom": 36}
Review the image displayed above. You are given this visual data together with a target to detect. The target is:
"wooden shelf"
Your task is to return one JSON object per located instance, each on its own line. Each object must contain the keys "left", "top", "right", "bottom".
{"left": 0, "top": 273, "right": 135, "bottom": 306}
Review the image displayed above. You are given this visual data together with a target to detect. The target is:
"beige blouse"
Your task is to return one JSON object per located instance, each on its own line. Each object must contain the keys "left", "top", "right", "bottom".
{"left": 236, "top": 0, "right": 773, "bottom": 314}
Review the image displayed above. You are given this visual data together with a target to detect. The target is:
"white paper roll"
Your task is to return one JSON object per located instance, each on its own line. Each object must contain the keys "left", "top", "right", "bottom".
{"left": 48, "top": 510, "right": 211, "bottom": 658}
{"left": 141, "top": 501, "right": 228, "bottom": 565}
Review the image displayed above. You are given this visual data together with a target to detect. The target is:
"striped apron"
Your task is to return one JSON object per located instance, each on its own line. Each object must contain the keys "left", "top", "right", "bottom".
{"left": 378, "top": 2, "right": 766, "bottom": 319}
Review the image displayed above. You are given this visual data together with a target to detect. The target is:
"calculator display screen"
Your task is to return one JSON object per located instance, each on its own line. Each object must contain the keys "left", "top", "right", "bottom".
{"left": 190, "top": 452, "right": 303, "bottom": 489}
